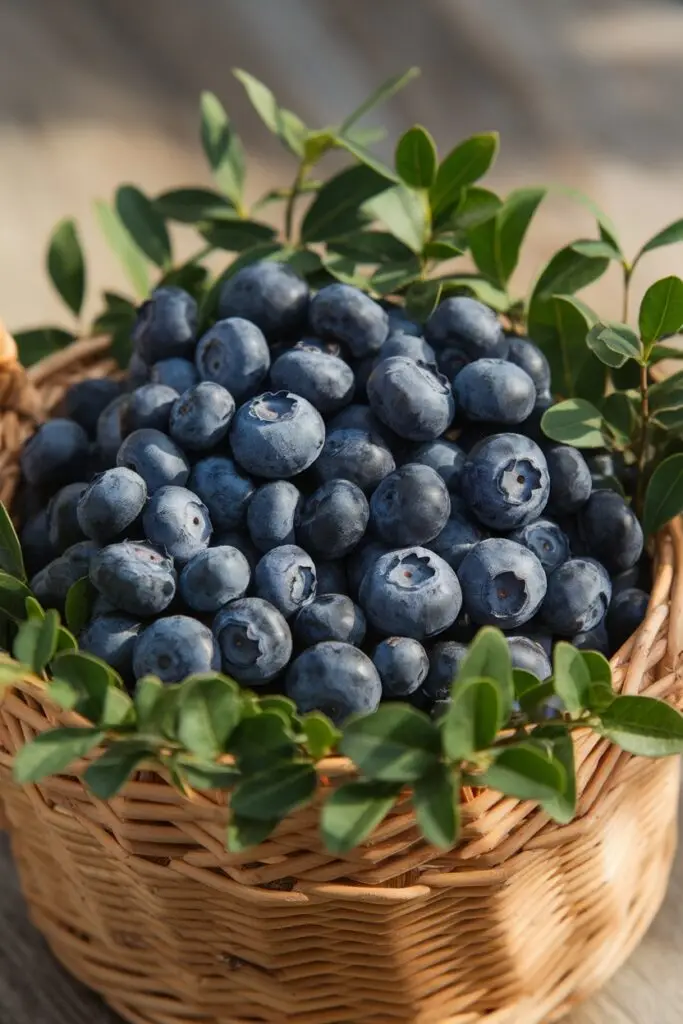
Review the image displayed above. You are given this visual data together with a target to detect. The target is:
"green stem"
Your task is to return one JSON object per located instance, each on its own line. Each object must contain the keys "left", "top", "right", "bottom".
{"left": 622, "top": 264, "right": 632, "bottom": 323}
{"left": 284, "top": 162, "right": 308, "bottom": 244}
{"left": 636, "top": 361, "right": 650, "bottom": 513}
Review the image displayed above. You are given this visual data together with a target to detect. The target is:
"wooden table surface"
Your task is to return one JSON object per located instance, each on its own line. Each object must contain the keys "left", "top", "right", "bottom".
{"left": 1, "top": 1, "right": 683, "bottom": 1020}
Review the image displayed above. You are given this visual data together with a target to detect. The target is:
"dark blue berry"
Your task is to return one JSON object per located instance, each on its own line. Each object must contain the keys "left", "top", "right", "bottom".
{"left": 117, "top": 428, "right": 190, "bottom": 493}
{"left": 298, "top": 480, "right": 369, "bottom": 558}
{"left": 360, "top": 547, "right": 462, "bottom": 639}
{"left": 190, "top": 456, "right": 254, "bottom": 531}
{"left": 509, "top": 518, "right": 570, "bottom": 576}
{"left": 270, "top": 348, "right": 355, "bottom": 416}
{"left": 47, "top": 483, "right": 88, "bottom": 552}
{"left": 77, "top": 468, "right": 147, "bottom": 543}
{"left": 218, "top": 261, "right": 309, "bottom": 339}
{"left": 286, "top": 642, "right": 381, "bottom": 724}
{"left": 606, "top": 587, "right": 649, "bottom": 652}
{"left": 80, "top": 614, "right": 143, "bottom": 679}
{"left": 545, "top": 445, "right": 592, "bottom": 515}
{"left": 213, "top": 597, "right": 292, "bottom": 683}
{"left": 132, "top": 287, "right": 197, "bottom": 364}
{"left": 247, "top": 481, "right": 301, "bottom": 553}
{"left": 578, "top": 490, "right": 644, "bottom": 575}
{"left": 370, "top": 464, "right": 450, "bottom": 546}
{"left": 507, "top": 336, "right": 551, "bottom": 394}
{"left": 373, "top": 637, "right": 428, "bottom": 697}
{"left": 230, "top": 391, "right": 325, "bottom": 479}
{"left": 542, "top": 558, "right": 612, "bottom": 635}
{"left": 127, "top": 383, "right": 179, "bottom": 432}
{"left": 90, "top": 542, "right": 177, "bottom": 617}
{"left": 195, "top": 318, "right": 270, "bottom": 402}
{"left": 253, "top": 545, "right": 317, "bottom": 619}
{"left": 367, "top": 357, "right": 454, "bottom": 441}
{"left": 133, "top": 615, "right": 220, "bottom": 682}
{"left": 21, "top": 419, "right": 90, "bottom": 488}
{"left": 65, "top": 378, "right": 122, "bottom": 436}
{"left": 169, "top": 381, "right": 235, "bottom": 451}
{"left": 179, "top": 546, "right": 251, "bottom": 613}
{"left": 462, "top": 433, "right": 550, "bottom": 530}
{"left": 149, "top": 357, "right": 198, "bottom": 394}
{"left": 293, "top": 594, "right": 366, "bottom": 647}
{"left": 453, "top": 359, "right": 536, "bottom": 424}
{"left": 458, "top": 538, "right": 547, "bottom": 629}
{"left": 309, "top": 283, "right": 389, "bottom": 357}
{"left": 425, "top": 296, "right": 509, "bottom": 359}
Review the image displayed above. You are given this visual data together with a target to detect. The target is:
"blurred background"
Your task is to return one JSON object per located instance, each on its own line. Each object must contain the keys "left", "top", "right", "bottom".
{"left": 4, "top": 0, "right": 683, "bottom": 333}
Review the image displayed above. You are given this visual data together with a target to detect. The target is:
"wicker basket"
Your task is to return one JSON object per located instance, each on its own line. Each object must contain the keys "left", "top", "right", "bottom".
{"left": 1, "top": 336, "right": 682, "bottom": 1024}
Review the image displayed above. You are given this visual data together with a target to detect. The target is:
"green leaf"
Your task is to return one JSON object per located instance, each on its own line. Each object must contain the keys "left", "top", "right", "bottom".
{"left": 553, "top": 642, "right": 613, "bottom": 716}
{"left": 517, "top": 680, "right": 556, "bottom": 717}
{"left": 332, "top": 135, "right": 397, "bottom": 183}
{"left": 155, "top": 187, "right": 235, "bottom": 223}
{"left": 14, "top": 727, "right": 104, "bottom": 784}
{"left": 84, "top": 740, "right": 152, "bottom": 799}
{"left": 363, "top": 185, "right": 428, "bottom": 253}
{"left": 430, "top": 133, "right": 499, "bottom": 218}
{"left": 46, "top": 218, "right": 86, "bottom": 316}
{"left": 157, "top": 262, "right": 209, "bottom": 299}
{"left": 478, "top": 743, "right": 566, "bottom": 802}
{"left": 55, "top": 627, "right": 78, "bottom": 654}
{"left": 339, "top": 67, "right": 420, "bottom": 133}
{"left": 639, "top": 276, "right": 683, "bottom": 348}
{"left": 0, "top": 503, "right": 26, "bottom": 581}
{"left": 318, "top": 253, "right": 366, "bottom": 288}
{"left": 533, "top": 725, "right": 577, "bottom": 824}
{"left": 598, "top": 695, "right": 683, "bottom": 757}
{"left": 227, "top": 814, "right": 278, "bottom": 852}
{"left": 24, "top": 597, "right": 44, "bottom": 621}
{"left": 340, "top": 704, "right": 440, "bottom": 782}
{"left": 233, "top": 69, "right": 305, "bottom": 157}
{"left": 554, "top": 186, "right": 622, "bottom": 256}
{"left": 370, "top": 260, "right": 421, "bottom": 296}
{"left": 650, "top": 370, "right": 683, "bottom": 416}
{"left": 466, "top": 216, "right": 499, "bottom": 285}
{"left": 13, "top": 610, "right": 59, "bottom": 673}
{"left": 257, "top": 695, "right": 299, "bottom": 724}
{"left": 199, "top": 91, "right": 245, "bottom": 206}
{"left": 455, "top": 627, "right": 514, "bottom": 720}
{"left": 178, "top": 758, "right": 240, "bottom": 791}
{"left": 650, "top": 343, "right": 683, "bottom": 364}
{"left": 301, "top": 712, "right": 341, "bottom": 759}
{"left": 320, "top": 780, "right": 403, "bottom": 854}
{"left": 200, "top": 219, "right": 276, "bottom": 252}
{"left": 395, "top": 125, "right": 437, "bottom": 189}
{"left": 301, "top": 164, "right": 389, "bottom": 243}
{"left": 635, "top": 218, "right": 683, "bottom": 263}
{"left": 228, "top": 711, "right": 297, "bottom": 773}
{"left": 13, "top": 327, "right": 76, "bottom": 368}
{"left": 0, "top": 572, "right": 32, "bottom": 621}
{"left": 602, "top": 392, "right": 638, "bottom": 449}
{"left": 495, "top": 187, "right": 546, "bottom": 284}
{"left": 345, "top": 126, "right": 387, "bottom": 147}
{"left": 513, "top": 668, "right": 543, "bottom": 699}
{"left": 177, "top": 675, "right": 241, "bottom": 758}
{"left": 404, "top": 280, "right": 443, "bottom": 321}
{"left": 442, "top": 677, "right": 502, "bottom": 760}
{"left": 413, "top": 766, "right": 460, "bottom": 849}
{"left": 642, "top": 454, "right": 683, "bottom": 536}
{"left": 51, "top": 651, "right": 128, "bottom": 726}
{"left": 422, "top": 239, "right": 464, "bottom": 260}
{"left": 329, "top": 231, "right": 414, "bottom": 264}
{"left": 94, "top": 199, "right": 149, "bottom": 298}
{"left": 587, "top": 321, "right": 642, "bottom": 369}
{"left": 115, "top": 185, "right": 172, "bottom": 269}
{"left": 451, "top": 186, "right": 501, "bottom": 229}
{"left": 133, "top": 677, "right": 180, "bottom": 739}
{"left": 541, "top": 399, "right": 605, "bottom": 448}
{"left": 570, "top": 238, "right": 623, "bottom": 262}
{"left": 440, "top": 276, "right": 510, "bottom": 313}
{"left": 230, "top": 761, "right": 317, "bottom": 822}
{"left": 64, "top": 577, "right": 94, "bottom": 635}
{"left": 529, "top": 243, "right": 609, "bottom": 309}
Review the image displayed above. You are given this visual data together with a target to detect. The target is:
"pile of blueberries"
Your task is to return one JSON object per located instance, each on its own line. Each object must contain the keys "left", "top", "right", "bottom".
{"left": 18, "top": 260, "right": 650, "bottom": 724}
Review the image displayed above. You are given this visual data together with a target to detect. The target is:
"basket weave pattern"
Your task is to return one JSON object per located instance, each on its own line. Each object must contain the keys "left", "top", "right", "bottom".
{"left": 0, "top": 339, "right": 682, "bottom": 1024}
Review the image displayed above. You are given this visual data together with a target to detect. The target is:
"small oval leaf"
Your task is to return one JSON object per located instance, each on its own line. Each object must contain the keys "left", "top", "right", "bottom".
{"left": 639, "top": 276, "right": 683, "bottom": 348}
{"left": 46, "top": 218, "right": 86, "bottom": 316}
{"left": 541, "top": 398, "right": 605, "bottom": 448}
{"left": 395, "top": 125, "right": 437, "bottom": 189}
{"left": 643, "top": 454, "right": 683, "bottom": 537}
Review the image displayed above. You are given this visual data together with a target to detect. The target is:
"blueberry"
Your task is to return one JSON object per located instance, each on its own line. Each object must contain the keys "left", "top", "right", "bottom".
{"left": 425, "top": 296, "right": 509, "bottom": 359}
{"left": 96, "top": 394, "right": 131, "bottom": 464}
{"left": 286, "top": 641, "right": 381, "bottom": 724}
{"left": 309, "top": 284, "right": 389, "bottom": 358}
{"left": 117, "top": 429, "right": 190, "bottom": 493}
{"left": 298, "top": 480, "right": 369, "bottom": 558}
{"left": 577, "top": 490, "right": 644, "bottom": 574}
{"left": 507, "top": 336, "right": 551, "bottom": 394}
{"left": 133, "top": 616, "right": 220, "bottom": 683}
{"left": 378, "top": 330, "right": 436, "bottom": 364}
{"left": 541, "top": 557, "right": 612, "bottom": 635}
{"left": 127, "top": 351, "right": 149, "bottom": 389}
{"left": 211, "top": 530, "right": 260, "bottom": 571}
{"left": 328, "top": 403, "right": 396, "bottom": 445}
{"left": 20, "top": 419, "right": 90, "bottom": 489}
{"left": 218, "top": 261, "right": 309, "bottom": 339}
{"left": 190, "top": 456, "right": 254, "bottom": 531}
{"left": 385, "top": 308, "right": 422, "bottom": 336}
{"left": 462, "top": 433, "right": 550, "bottom": 530}
{"left": 65, "top": 378, "right": 122, "bottom": 436}
{"left": 315, "top": 560, "right": 347, "bottom": 596}
{"left": 407, "top": 439, "right": 465, "bottom": 494}
{"left": 21, "top": 510, "right": 56, "bottom": 576}
{"left": 143, "top": 486, "right": 212, "bottom": 563}
{"left": 47, "top": 483, "right": 88, "bottom": 552}
{"left": 294, "top": 336, "right": 342, "bottom": 357}
{"left": 253, "top": 544, "right": 317, "bottom": 619}
{"left": 507, "top": 636, "right": 551, "bottom": 680}
{"left": 612, "top": 562, "right": 651, "bottom": 596}
{"left": 458, "top": 538, "right": 547, "bottom": 629}
{"left": 430, "top": 512, "right": 483, "bottom": 570}
{"left": 347, "top": 540, "right": 391, "bottom": 597}
{"left": 149, "top": 357, "right": 198, "bottom": 394}
{"left": 80, "top": 614, "right": 143, "bottom": 679}
{"left": 195, "top": 317, "right": 270, "bottom": 403}
{"left": 507, "top": 623, "right": 553, "bottom": 657}
{"left": 572, "top": 622, "right": 610, "bottom": 656}
{"left": 372, "top": 637, "right": 429, "bottom": 697}
{"left": 370, "top": 464, "right": 450, "bottom": 546}
{"left": 509, "top": 518, "right": 570, "bottom": 575}
{"left": 90, "top": 542, "right": 177, "bottom": 617}
{"left": 179, "top": 546, "right": 250, "bottom": 613}
{"left": 517, "top": 391, "right": 554, "bottom": 445}
{"left": 293, "top": 594, "right": 366, "bottom": 647}
{"left": 607, "top": 587, "right": 649, "bottom": 652}
{"left": 168, "top": 382, "right": 235, "bottom": 451}
{"left": 127, "top": 383, "right": 179, "bottom": 432}
{"left": 77, "top": 467, "right": 147, "bottom": 543}
{"left": 247, "top": 481, "right": 301, "bottom": 553}
{"left": 270, "top": 349, "right": 355, "bottom": 416}
{"left": 437, "top": 347, "right": 470, "bottom": 380}
{"left": 230, "top": 391, "right": 325, "bottom": 479}
{"left": 213, "top": 597, "right": 292, "bottom": 683}
{"left": 360, "top": 546, "right": 462, "bottom": 639}
{"left": 545, "top": 445, "right": 592, "bottom": 514}
{"left": 315, "top": 425, "right": 395, "bottom": 494}
{"left": 367, "top": 357, "right": 454, "bottom": 441}
{"left": 453, "top": 359, "right": 536, "bottom": 424}
{"left": 31, "top": 541, "right": 99, "bottom": 611}
{"left": 422, "top": 641, "right": 469, "bottom": 702}
{"left": 132, "top": 286, "right": 197, "bottom": 363}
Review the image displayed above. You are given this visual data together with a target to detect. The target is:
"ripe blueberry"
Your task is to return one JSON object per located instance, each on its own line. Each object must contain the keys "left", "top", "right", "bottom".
{"left": 462, "top": 433, "right": 550, "bottom": 530}
{"left": 309, "top": 283, "right": 389, "bottom": 357}
{"left": 90, "top": 542, "right": 177, "bottom": 617}
{"left": 253, "top": 544, "right": 317, "bottom": 619}
{"left": 370, "top": 464, "right": 450, "bottom": 546}
{"left": 453, "top": 359, "right": 536, "bottom": 424}
{"left": 577, "top": 490, "right": 644, "bottom": 574}
{"left": 190, "top": 456, "right": 254, "bottom": 531}
{"left": 372, "top": 636, "right": 429, "bottom": 697}
{"left": 218, "top": 261, "right": 309, "bottom": 339}
{"left": 293, "top": 594, "right": 366, "bottom": 647}
{"left": 213, "top": 597, "right": 292, "bottom": 683}
{"left": 286, "top": 641, "right": 382, "bottom": 724}
{"left": 169, "top": 381, "right": 235, "bottom": 451}
{"left": 195, "top": 317, "right": 270, "bottom": 402}
{"left": 117, "top": 428, "right": 190, "bottom": 493}
{"left": 425, "top": 296, "right": 509, "bottom": 359}
{"left": 247, "top": 480, "right": 302, "bottom": 553}
{"left": 360, "top": 546, "right": 462, "bottom": 639}
{"left": 298, "top": 479, "right": 369, "bottom": 558}
{"left": 77, "top": 467, "right": 147, "bottom": 543}
{"left": 458, "top": 538, "right": 547, "bottom": 629}
{"left": 367, "top": 356, "right": 454, "bottom": 441}
{"left": 179, "top": 546, "right": 251, "bottom": 612}
{"left": 133, "top": 616, "right": 220, "bottom": 682}
{"left": 230, "top": 391, "right": 325, "bottom": 479}
{"left": 541, "top": 557, "right": 612, "bottom": 635}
